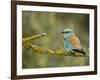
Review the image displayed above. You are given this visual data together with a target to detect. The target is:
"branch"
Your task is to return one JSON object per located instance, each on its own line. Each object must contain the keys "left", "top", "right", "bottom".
{"left": 22, "top": 33, "right": 88, "bottom": 57}
{"left": 22, "top": 33, "right": 47, "bottom": 43}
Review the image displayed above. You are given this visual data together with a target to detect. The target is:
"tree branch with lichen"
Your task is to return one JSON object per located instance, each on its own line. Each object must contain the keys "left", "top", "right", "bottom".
{"left": 22, "top": 33, "right": 87, "bottom": 57}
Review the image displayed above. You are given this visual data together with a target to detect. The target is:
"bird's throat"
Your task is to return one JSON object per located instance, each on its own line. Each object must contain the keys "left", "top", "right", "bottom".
{"left": 64, "top": 33, "right": 72, "bottom": 38}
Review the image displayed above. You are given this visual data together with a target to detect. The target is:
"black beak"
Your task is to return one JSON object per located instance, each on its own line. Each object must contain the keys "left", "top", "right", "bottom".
{"left": 61, "top": 31, "right": 66, "bottom": 34}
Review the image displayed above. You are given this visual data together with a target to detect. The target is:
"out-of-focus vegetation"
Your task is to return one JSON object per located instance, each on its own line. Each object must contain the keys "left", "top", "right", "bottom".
{"left": 22, "top": 11, "right": 89, "bottom": 69}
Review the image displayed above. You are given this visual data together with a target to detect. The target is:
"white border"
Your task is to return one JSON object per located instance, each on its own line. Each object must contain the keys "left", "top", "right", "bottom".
{"left": 17, "top": 5, "right": 94, "bottom": 75}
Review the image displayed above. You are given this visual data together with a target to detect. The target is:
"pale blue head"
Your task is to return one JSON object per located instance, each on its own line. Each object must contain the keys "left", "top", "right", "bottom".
{"left": 61, "top": 29, "right": 73, "bottom": 38}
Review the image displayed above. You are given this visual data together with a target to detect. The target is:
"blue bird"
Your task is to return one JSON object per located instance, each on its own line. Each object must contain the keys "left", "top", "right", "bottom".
{"left": 61, "top": 29, "right": 86, "bottom": 56}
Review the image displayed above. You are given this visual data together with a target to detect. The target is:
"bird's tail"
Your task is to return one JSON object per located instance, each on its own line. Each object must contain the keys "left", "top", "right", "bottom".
{"left": 72, "top": 48, "right": 86, "bottom": 54}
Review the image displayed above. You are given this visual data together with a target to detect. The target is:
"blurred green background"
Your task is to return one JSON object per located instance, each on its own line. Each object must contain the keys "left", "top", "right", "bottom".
{"left": 22, "top": 11, "right": 89, "bottom": 69}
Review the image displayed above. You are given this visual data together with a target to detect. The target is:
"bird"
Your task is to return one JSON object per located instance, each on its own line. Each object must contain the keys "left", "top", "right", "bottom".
{"left": 61, "top": 29, "right": 86, "bottom": 56}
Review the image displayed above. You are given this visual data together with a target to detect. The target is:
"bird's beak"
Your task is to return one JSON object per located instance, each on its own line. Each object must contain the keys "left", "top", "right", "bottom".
{"left": 61, "top": 31, "right": 66, "bottom": 34}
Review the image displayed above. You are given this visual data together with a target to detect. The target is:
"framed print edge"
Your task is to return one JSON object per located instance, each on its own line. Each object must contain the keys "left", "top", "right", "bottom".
{"left": 11, "top": 1, "right": 97, "bottom": 80}
{"left": 94, "top": 5, "right": 97, "bottom": 74}
{"left": 11, "top": 1, "right": 17, "bottom": 80}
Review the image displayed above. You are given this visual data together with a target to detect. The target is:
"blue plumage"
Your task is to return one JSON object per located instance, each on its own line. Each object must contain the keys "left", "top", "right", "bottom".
{"left": 64, "top": 38, "right": 73, "bottom": 51}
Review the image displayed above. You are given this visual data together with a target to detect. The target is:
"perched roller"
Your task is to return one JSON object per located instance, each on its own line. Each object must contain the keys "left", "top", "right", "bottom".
{"left": 61, "top": 29, "right": 86, "bottom": 56}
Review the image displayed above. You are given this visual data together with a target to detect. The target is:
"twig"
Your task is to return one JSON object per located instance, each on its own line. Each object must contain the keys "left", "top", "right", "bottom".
{"left": 22, "top": 33, "right": 47, "bottom": 43}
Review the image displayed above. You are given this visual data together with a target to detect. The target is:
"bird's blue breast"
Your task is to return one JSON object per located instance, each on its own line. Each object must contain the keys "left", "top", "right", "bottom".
{"left": 64, "top": 38, "right": 73, "bottom": 51}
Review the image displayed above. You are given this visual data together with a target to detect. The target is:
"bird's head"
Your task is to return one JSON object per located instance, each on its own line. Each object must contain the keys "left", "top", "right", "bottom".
{"left": 61, "top": 29, "right": 73, "bottom": 38}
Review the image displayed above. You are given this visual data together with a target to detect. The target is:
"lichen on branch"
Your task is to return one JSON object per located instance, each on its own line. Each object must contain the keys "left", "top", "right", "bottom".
{"left": 22, "top": 33, "right": 87, "bottom": 57}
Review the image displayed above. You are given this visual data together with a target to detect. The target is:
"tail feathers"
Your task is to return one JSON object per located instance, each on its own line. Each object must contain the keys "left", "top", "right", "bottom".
{"left": 72, "top": 48, "right": 86, "bottom": 54}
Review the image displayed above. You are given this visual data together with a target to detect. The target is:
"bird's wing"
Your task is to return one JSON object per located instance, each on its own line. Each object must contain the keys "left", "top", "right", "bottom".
{"left": 67, "top": 35, "right": 81, "bottom": 49}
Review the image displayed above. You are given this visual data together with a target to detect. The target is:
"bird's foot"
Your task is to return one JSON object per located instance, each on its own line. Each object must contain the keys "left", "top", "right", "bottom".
{"left": 68, "top": 50, "right": 75, "bottom": 55}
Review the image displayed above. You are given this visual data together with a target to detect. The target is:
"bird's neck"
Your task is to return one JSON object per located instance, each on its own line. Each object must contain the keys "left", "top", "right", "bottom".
{"left": 64, "top": 33, "right": 73, "bottom": 38}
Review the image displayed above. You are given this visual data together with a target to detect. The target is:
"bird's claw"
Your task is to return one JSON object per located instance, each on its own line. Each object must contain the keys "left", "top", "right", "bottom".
{"left": 68, "top": 50, "right": 75, "bottom": 55}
